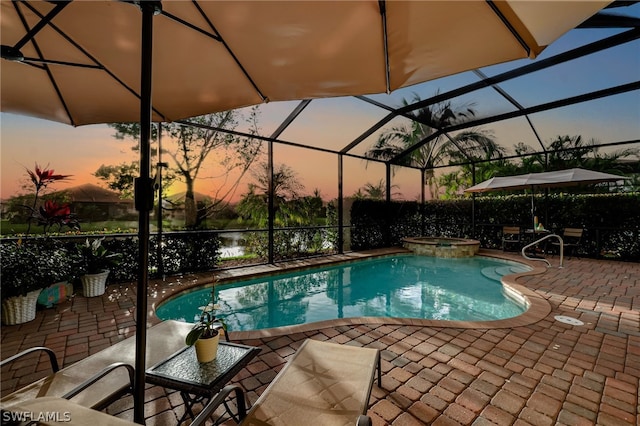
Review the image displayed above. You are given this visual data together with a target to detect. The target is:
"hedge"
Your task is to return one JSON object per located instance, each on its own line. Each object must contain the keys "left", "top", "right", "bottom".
{"left": 350, "top": 193, "right": 640, "bottom": 261}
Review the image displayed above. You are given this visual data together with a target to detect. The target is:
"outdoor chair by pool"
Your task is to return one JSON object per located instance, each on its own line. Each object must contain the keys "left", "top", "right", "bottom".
{"left": 191, "top": 339, "right": 381, "bottom": 426}
{"left": 2, "top": 396, "right": 138, "bottom": 425}
{"left": 550, "top": 227, "right": 584, "bottom": 258}
{"left": 0, "top": 347, "right": 134, "bottom": 411}
{"left": 502, "top": 226, "right": 522, "bottom": 252}
{"left": 0, "top": 320, "right": 192, "bottom": 412}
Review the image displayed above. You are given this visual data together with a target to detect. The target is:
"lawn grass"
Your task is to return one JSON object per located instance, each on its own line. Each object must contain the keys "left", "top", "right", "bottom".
{"left": 0, "top": 219, "right": 138, "bottom": 236}
{"left": 1, "top": 219, "right": 257, "bottom": 237}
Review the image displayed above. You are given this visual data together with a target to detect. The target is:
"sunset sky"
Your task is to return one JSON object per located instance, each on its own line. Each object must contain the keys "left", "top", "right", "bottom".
{"left": 2, "top": 8, "right": 639, "bottom": 204}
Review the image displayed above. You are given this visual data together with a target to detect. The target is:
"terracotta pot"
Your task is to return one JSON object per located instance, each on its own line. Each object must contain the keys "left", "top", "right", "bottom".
{"left": 194, "top": 332, "right": 220, "bottom": 363}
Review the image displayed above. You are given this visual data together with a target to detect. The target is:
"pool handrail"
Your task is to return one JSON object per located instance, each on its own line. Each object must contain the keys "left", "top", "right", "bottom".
{"left": 521, "top": 234, "right": 563, "bottom": 268}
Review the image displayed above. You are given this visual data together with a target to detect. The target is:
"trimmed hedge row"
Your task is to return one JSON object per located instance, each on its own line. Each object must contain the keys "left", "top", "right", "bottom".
{"left": 0, "top": 233, "right": 221, "bottom": 290}
{"left": 350, "top": 193, "right": 640, "bottom": 261}
{"left": 104, "top": 232, "right": 221, "bottom": 282}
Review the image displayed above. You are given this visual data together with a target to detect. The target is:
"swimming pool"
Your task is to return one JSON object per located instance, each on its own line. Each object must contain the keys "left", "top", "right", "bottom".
{"left": 156, "top": 255, "right": 531, "bottom": 332}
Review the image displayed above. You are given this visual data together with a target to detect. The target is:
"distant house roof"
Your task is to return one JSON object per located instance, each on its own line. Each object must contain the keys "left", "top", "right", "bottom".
{"left": 54, "top": 183, "right": 132, "bottom": 204}
{"left": 166, "top": 191, "right": 213, "bottom": 204}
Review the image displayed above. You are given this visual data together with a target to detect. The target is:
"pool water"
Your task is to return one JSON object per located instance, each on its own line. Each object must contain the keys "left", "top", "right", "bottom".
{"left": 155, "top": 255, "right": 528, "bottom": 332}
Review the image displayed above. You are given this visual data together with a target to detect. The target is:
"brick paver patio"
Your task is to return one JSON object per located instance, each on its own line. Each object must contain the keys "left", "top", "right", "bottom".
{"left": 1, "top": 250, "right": 638, "bottom": 425}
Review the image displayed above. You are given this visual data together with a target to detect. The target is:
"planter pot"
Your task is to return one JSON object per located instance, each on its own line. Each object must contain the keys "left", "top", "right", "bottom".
{"left": 80, "top": 270, "right": 110, "bottom": 297}
{"left": 2, "top": 289, "right": 42, "bottom": 325}
{"left": 194, "top": 332, "right": 220, "bottom": 363}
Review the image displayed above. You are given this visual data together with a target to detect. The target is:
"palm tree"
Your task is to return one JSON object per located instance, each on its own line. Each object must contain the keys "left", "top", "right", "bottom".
{"left": 545, "top": 135, "right": 639, "bottom": 175}
{"left": 443, "top": 129, "right": 507, "bottom": 193}
{"left": 352, "top": 180, "right": 385, "bottom": 200}
{"left": 365, "top": 93, "right": 502, "bottom": 199}
{"left": 495, "top": 135, "right": 639, "bottom": 178}
{"left": 352, "top": 180, "right": 401, "bottom": 200}
{"left": 236, "top": 163, "right": 306, "bottom": 227}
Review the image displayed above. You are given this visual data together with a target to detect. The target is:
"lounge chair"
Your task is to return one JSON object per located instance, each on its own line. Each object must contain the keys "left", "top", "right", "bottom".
{"left": 0, "top": 320, "right": 192, "bottom": 411}
{"left": 191, "top": 339, "right": 381, "bottom": 426}
{"left": 2, "top": 396, "right": 137, "bottom": 425}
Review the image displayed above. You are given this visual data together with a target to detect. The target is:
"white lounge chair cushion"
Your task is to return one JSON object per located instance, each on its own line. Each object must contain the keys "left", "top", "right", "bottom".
{"left": 243, "top": 339, "right": 378, "bottom": 426}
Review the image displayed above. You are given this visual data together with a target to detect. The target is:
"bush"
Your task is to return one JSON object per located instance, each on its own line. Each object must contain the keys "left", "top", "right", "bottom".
{"left": 0, "top": 239, "right": 75, "bottom": 299}
{"left": 76, "top": 237, "right": 122, "bottom": 275}
{"left": 102, "top": 237, "right": 138, "bottom": 282}
{"left": 350, "top": 193, "right": 640, "bottom": 261}
{"left": 0, "top": 232, "right": 223, "bottom": 292}
{"left": 242, "top": 228, "right": 334, "bottom": 261}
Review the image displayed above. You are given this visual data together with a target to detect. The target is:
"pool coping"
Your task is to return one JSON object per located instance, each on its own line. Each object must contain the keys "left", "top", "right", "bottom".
{"left": 149, "top": 248, "right": 551, "bottom": 340}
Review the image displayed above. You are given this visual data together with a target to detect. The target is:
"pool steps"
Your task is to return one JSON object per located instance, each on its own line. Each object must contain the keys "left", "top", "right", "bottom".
{"left": 481, "top": 265, "right": 531, "bottom": 282}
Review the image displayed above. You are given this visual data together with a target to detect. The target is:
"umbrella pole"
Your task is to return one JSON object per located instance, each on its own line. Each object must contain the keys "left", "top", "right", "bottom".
{"left": 156, "top": 122, "right": 165, "bottom": 279}
{"left": 133, "top": 3, "right": 160, "bottom": 423}
{"left": 421, "top": 169, "right": 426, "bottom": 236}
{"left": 470, "top": 164, "right": 475, "bottom": 238}
{"left": 530, "top": 187, "right": 536, "bottom": 232}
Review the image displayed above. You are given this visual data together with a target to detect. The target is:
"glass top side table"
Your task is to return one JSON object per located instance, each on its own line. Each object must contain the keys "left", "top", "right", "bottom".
{"left": 146, "top": 341, "right": 261, "bottom": 423}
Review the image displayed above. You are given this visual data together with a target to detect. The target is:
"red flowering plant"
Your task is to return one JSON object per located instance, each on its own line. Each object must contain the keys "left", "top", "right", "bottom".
{"left": 23, "top": 163, "right": 75, "bottom": 233}
{"left": 38, "top": 200, "right": 79, "bottom": 233}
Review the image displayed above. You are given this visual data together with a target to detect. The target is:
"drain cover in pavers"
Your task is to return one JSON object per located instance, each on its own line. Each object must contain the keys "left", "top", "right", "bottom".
{"left": 554, "top": 315, "right": 584, "bottom": 326}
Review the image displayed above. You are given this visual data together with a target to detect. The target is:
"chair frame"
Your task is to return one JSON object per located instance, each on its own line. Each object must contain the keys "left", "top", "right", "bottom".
{"left": 191, "top": 339, "right": 379, "bottom": 426}
{"left": 502, "top": 226, "right": 522, "bottom": 252}
{"left": 0, "top": 347, "right": 59, "bottom": 373}
{"left": 551, "top": 227, "right": 583, "bottom": 258}
{"left": 1, "top": 320, "right": 192, "bottom": 413}
{"left": 0, "top": 347, "right": 134, "bottom": 411}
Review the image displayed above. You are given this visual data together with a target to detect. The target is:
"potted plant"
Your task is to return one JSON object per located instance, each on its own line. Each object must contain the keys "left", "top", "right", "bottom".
{"left": 185, "top": 286, "right": 227, "bottom": 363}
{"left": 77, "top": 237, "right": 121, "bottom": 297}
{"left": 0, "top": 239, "right": 71, "bottom": 325}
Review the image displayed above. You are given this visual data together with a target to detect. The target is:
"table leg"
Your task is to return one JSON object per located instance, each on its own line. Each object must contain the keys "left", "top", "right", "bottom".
{"left": 178, "top": 391, "right": 241, "bottom": 425}
{"left": 178, "top": 391, "right": 208, "bottom": 425}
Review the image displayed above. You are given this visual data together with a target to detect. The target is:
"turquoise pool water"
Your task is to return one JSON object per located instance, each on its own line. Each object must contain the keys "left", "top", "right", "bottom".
{"left": 155, "top": 255, "right": 528, "bottom": 331}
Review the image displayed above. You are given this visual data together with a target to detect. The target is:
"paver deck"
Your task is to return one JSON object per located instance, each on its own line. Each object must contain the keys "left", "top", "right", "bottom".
{"left": 1, "top": 249, "right": 638, "bottom": 425}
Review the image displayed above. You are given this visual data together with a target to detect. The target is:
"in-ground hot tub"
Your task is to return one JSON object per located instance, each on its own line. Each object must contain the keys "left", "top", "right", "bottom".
{"left": 403, "top": 236, "right": 480, "bottom": 258}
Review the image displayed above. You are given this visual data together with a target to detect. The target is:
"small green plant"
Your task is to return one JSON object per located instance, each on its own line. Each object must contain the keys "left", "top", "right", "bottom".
{"left": 185, "top": 285, "right": 226, "bottom": 346}
{"left": 77, "top": 237, "right": 122, "bottom": 275}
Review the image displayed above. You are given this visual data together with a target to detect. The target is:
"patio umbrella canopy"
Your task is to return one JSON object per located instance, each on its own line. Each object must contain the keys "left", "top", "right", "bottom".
{"left": 465, "top": 168, "right": 628, "bottom": 193}
{"left": 465, "top": 168, "right": 628, "bottom": 232}
{"left": 0, "top": 1, "right": 610, "bottom": 423}
{"left": 1, "top": 0, "right": 610, "bottom": 126}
